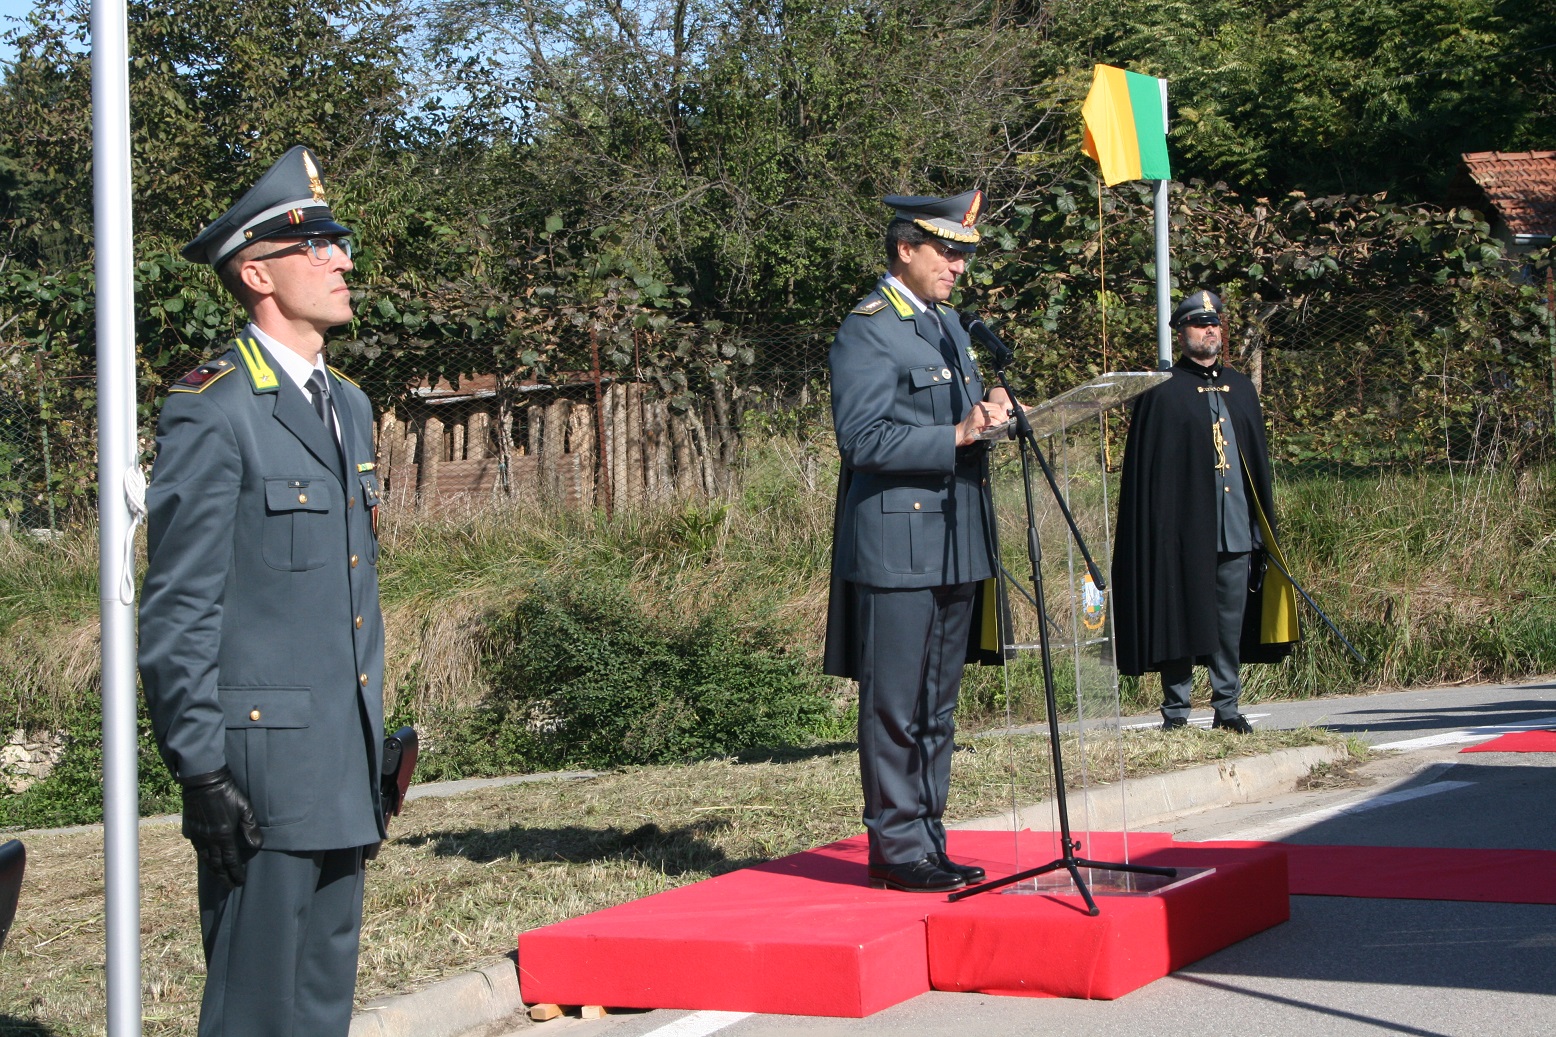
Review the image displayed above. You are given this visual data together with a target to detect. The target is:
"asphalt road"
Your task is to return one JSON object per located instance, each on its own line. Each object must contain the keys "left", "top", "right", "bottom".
{"left": 520, "top": 680, "right": 1556, "bottom": 1037}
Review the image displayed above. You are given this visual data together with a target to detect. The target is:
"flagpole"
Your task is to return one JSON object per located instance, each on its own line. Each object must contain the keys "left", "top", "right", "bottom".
{"left": 1080, "top": 65, "right": 1173, "bottom": 369}
{"left": 1154, "top": 179, "right": 1171, "bottom": 369}
{"left": 92, "top": 1, "right": 143, "bottom": 1034}
{"left": 1151, "top": 75, "right": 1171, "bottom": 370}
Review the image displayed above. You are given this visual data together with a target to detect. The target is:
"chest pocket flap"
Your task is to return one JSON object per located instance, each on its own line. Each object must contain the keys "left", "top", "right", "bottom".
{"left": 909, "top": 365, "right": 955, "bottom": 390}
{"left": 265, "top": 478, "right": 331, "bottom": 513}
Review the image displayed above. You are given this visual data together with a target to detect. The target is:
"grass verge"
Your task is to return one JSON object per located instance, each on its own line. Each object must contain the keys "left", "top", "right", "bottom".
{"left": 0, "top": 725, "right": 1351, "bottom": 1035}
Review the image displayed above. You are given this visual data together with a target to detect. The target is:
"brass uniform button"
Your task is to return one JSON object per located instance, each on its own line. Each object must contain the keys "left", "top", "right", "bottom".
{"left": 249, "top": 709, "right": 261, "bottom": 721}
{"left": 355, "top": 616, "right": 363, "bottom": 629}
{"left": 350, "top": 554, "right": 359, "bottom": 568}
{"left": 359, "top": 673, "right": 369, "bottom": 686}
{"left": 298, "top": 494, "right": 308, "bottom": 504}
{"left": 913, "top": 502, "right": 922, "bottom": 511}
{"left": 349, "top": 496, "right": 356, "bottom": 508}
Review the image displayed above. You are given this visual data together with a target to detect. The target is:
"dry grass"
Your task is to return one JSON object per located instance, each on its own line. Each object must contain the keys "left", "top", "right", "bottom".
{"left": 0, "top": 725, "right": 1346, "bottom": 1035}
{"left": 0, "top": 617, "right": 103, "bottom": 729}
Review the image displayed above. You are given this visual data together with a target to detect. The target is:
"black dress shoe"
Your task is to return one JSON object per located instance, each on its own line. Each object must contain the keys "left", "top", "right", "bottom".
{"left": 1212, "top": 713, "right": 1254, "bottom": 734}
{"left": 867, "top": 857, "right": 966, "bottom": 893}
{"left": 934, "top": 853, "right": 986, "bottom": 883}
{"left": 1161, "top": 716, "right": 1189, "bottom": 731}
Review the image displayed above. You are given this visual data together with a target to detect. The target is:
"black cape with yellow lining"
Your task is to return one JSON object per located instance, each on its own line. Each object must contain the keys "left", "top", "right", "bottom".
{"left": 1111, "top": 357, "right": 1300, "bottom": 675}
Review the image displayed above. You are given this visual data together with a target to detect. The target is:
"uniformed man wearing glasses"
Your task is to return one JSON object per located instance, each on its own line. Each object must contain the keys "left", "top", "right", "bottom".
{"left": 823, "top": 191, "right": 1010, "bottom": 894}
{"left": 139, "top": 145, "right": 386, "bottom": 1037}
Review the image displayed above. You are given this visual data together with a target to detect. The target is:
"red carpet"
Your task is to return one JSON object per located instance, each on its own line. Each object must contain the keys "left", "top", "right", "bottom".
{"left": 1460, "top": 729, "right": 1556, "bottom": 753}
{"left": 1193, "top": 841, "right": 1556, "bottom": 903}
{"left": 517, "top": 830, "right": 1288, "bottom": 1014}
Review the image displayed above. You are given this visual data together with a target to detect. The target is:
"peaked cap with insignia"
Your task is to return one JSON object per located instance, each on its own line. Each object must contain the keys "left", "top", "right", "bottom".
{"left": 1170, "top": 288, "right": 1224, "bottom": 328}
{"left": 882, "top": 189, "right": 984, "bottom": 251}
{"left": 182, "top": 145, "right": 351, "bottom": 268}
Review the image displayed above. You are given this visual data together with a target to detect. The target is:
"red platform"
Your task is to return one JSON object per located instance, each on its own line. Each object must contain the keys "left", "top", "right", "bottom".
{"left": 517, "top": 831, "right": 1289, "bottom": 1015}
{"left": 927, "top": 835, "right": 1290, "bottom": 1000}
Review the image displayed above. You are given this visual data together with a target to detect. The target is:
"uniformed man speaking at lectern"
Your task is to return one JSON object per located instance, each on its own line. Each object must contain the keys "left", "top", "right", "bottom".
{"left": 138, "top": 145, "right": 387, "bottom": 1037}
{"left": 823, "top": 190, "right": 1012, "bottom": 894}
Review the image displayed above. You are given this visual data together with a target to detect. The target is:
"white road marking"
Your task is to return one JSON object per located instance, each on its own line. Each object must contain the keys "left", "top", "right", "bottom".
{"left": 1223, "top": 779, "right": 1476, "bottom": 841}
{"left": 640, "top": 1011, "right": 753, "bottom": 1037}
{"left": 1372, "top": 714, "right": 1556, "bottom": 750}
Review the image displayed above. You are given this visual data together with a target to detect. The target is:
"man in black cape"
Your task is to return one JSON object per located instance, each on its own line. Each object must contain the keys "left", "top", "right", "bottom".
{"left": 1112, "top": 289, "right": 1298, "bottom": 733}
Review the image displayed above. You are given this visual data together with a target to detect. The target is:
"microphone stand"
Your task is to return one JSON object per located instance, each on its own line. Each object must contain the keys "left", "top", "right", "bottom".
{"left": 950, "top": 317, "right": 1175, "bottom": 914}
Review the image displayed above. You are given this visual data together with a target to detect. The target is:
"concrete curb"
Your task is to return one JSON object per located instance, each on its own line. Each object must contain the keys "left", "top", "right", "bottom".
{"left": 952, "top": 743, "right": 1349, "bottom": 832}
{"left": 351, "top": 957, "right": 524, "bottom": 1037}
{"left": 352, "top": 743, "right": 1345, "bottom": 1036}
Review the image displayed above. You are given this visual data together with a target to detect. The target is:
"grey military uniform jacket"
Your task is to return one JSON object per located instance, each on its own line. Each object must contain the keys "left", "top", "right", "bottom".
{"left": 823, "top": 279, "right": 1001, "bottom": 677}
{"left": 139, "top": 332, "right": 386, "bottom": 852}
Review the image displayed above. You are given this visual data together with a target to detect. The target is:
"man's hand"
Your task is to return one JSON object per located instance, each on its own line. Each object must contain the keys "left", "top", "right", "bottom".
{"left": 181, "top": 767, "right": 263, "bottom": 888}
{"left": 955, "top": 401, "right": 1003, "bottom": 446}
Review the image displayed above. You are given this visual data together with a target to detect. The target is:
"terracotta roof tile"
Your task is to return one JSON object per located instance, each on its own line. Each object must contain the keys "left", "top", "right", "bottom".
{"left": 1456, "top": 151, "right": 1556, "bottom": 239}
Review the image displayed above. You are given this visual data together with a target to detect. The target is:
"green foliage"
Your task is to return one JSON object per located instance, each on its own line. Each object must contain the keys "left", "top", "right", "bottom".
{"left": 1037, "top": 0, "right": 1556, "bottom": 199}
{"left": 419, "top": 581, "right": 845, "bottom": 777}
{"left": 0, "top": 697, "right": 180, "bottom": 831}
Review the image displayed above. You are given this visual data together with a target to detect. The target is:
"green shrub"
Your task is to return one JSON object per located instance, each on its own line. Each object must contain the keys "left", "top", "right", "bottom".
{"left": 420, "top": 582, "right": 845, "bottom": 776}
{"left": 0, "top": 699, "right": 179, "bottom": 831}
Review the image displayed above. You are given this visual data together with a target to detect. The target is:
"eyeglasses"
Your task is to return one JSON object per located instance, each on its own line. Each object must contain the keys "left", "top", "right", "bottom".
{"left": 250, "top": 237, "right": 353, "bottom": 263}
{"left": 922, "top": 239, "right": 970, "bottom": 262}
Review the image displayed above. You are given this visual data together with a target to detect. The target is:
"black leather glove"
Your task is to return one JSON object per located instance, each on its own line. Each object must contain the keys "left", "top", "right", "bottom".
{"left": 181, "top": 767, "right": 264, "bottom": 889}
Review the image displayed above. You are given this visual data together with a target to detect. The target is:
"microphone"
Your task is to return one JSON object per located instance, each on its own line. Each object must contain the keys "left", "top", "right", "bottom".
{"left": 959, "top": 311, "right": 1015, "bottom": 368}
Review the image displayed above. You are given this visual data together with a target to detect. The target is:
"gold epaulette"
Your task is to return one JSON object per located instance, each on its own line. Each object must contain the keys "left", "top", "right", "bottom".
{"left": 232, "top": 336, "right": 280, "bottom": 393}
{"left": 851, "top": 296, "right": 888, "bottom": 316}
{"left": 169, "top": 358, "right": 236, "bottom": 394}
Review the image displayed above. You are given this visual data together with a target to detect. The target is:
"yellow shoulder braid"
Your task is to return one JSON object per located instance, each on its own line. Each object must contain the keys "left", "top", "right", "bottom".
{"left": 232, "top": 336, "right": 280, "bottom": 393}
{"left": 880, "top": 285, "right": 915, "bottom": 318}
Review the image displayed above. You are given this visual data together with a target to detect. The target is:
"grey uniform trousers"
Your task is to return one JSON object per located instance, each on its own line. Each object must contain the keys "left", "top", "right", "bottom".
{"left": 853, "top": 581, "right": 977, "bottom": 866}
{"left": 1160, "top": 550, "right": 1250, "bottom": 723}
{"left": 197, "top": 845, "right": 366, "bottom": 1037}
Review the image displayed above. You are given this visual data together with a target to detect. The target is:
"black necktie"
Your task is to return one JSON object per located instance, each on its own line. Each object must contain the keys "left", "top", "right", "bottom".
{"left": 306, "top": 369, "right": 331, "bottom": 428}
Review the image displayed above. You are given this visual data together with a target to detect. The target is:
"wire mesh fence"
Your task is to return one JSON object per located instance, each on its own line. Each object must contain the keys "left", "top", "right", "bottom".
{"left": 0, "top": 275, "right": 1553, "bottom": 528}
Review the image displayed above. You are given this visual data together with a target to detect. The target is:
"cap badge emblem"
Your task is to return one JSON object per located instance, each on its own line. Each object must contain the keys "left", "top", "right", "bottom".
{"left": 303, "top": 150, "right": 326, "bottom": 203}
{"left": 961, "top": 190, "right": 983, "bottom": 227}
